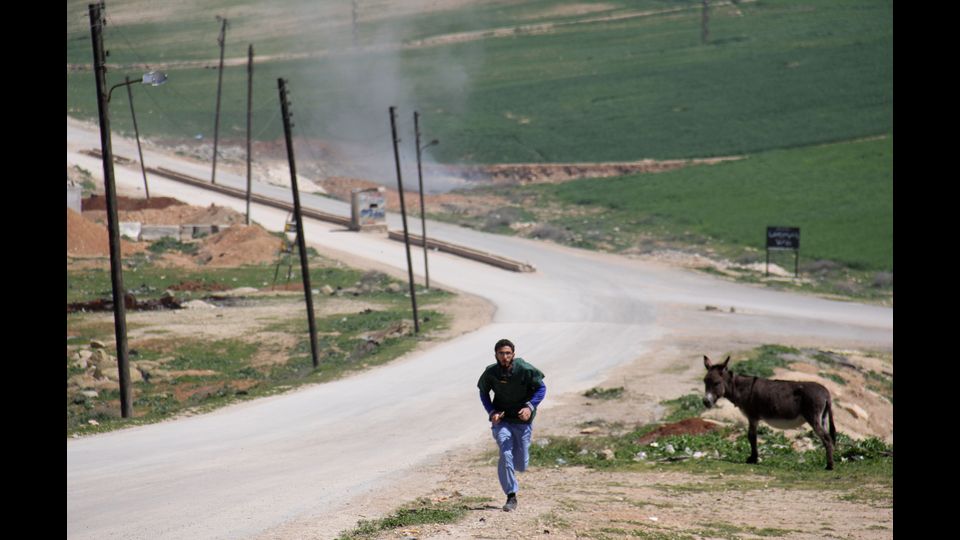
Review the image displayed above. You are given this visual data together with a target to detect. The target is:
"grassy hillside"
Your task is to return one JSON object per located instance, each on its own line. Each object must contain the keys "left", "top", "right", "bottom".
{"left": 66, "top": 0, "right": 892, "bottom": 164}
{"left": 541, "top": 135, "right": 892, "bottom": 272}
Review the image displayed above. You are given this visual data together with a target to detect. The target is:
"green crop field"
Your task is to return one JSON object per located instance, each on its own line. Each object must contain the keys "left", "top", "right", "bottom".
{"left": 67, "top": 0, "right": 892, "bottom": 294}
{"left": 542, "top": 135, "right": 893, "bottom": 271}
{"left": 67, "top": 0, "right": 891, "bottom": 164}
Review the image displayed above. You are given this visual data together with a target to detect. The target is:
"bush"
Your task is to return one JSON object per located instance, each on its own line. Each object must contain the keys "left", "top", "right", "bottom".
{"left": 529, "top": 223, "right": 574, "bottom": 243}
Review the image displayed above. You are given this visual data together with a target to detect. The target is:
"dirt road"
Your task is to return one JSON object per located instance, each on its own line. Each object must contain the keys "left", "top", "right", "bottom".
{"left": 66, "top": 117, "right": 892, "bottom": 539}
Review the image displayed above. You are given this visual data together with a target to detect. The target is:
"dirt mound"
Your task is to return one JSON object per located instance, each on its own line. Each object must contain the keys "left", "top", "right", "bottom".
{"left": 435, "top": 158, "right": 741, "bottom": 186}
{"left": 83, "top": 202, "right": 249, "bottom": 227}
{"left": 82, "top": 194, "right": 185, "bottom": 211}
{"left": 634, "top": 418, "right": 720, "bottom": 446}
{"left": 195, "top": 224, "right": 281, "bottom": 267}
{"left": 182, "top": 203, "right": 247, "bottom": 225}
{"left": 67, "top": 208, "right": 144, "bottom": 257}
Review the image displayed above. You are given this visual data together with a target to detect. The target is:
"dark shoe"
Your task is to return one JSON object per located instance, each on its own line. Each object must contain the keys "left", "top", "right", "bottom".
{"left": 503, "top": 493, "right": 517, "bottom": 512}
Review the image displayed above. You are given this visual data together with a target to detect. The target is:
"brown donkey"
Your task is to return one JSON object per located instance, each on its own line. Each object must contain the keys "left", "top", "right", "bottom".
{"left": 702, "top": 355, "right": 837, "bottom": 470}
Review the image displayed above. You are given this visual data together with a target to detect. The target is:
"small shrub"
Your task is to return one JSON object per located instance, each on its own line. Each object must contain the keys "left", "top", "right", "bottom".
{"left": 481, "top": 206, "right": 529, "bottom": 232}
{"left": 730, "top": 345, "right": 797, "bottom": 378}
{"left": 871, "top": 272, "right": 893, "bottom": 288}
{"left": 819, "top": 372, "right": 847, "bottom": 386}
{"left": 147, "top": 237, "right": 198, "bottom": 255}
{"left": 584, "top": 386, "right": 624, "bottom": 400}
{"left": 801, "top": 259, "right": 844, "bottom": 275}
{"left": 529, "top": 223, "right": 574, "bottom": 243}
{"left": 662, "top": 394, "right": 706, "bottom": 422}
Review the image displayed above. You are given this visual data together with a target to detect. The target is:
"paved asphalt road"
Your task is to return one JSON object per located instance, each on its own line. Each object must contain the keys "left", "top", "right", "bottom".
{"left": 67, "top": 117, "right": 892, "bottom": 539}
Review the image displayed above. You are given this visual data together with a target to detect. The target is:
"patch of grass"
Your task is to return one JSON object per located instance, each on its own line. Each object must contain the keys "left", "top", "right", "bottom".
{"left": 336, "top": 495, "right": 489, "bottom": 540}
{"left": 728, "top": 344, "right": 798, "bottom": 378}
{"left": 531, "top": 422, "right": 892, "bottom": 490}
{"left": 593, "top": 526, "right": 695, "bottom": 540}
{"left": 67, "top": 302, "right": 450, "bottom": 437}
{"left": 865, "top": 370, "right": 893, "bottom": 403}
{"left": 66, "top": 261, "right": 417, "bottom": 304}
{"left": 660, "top": 394, "right": 705, "bottom": 422}
{"left": 163, "top": 339, "right": 257, "bottom": 373}
{"left": 66, "top": 316, "right": 116, "bottom": 345}
{"left": 147, "top": 237, "right": 199, "bottom": 255}
{"left": 69, "top": 165, "right": 97, "bottom": 194}
{"left": 540, "top": 510, "right": 572, "bottom": 529}
{"left": 697, "top": 521, "right": 795, "bottom": 538}
{"left": 819, "top": 372, "right": 847, "bottom": 386}
{"left": 584, "top": 386, "right": 625, "bottom": 400}
{"left": 838, "top": 486, "right": 893, "bottom": 505}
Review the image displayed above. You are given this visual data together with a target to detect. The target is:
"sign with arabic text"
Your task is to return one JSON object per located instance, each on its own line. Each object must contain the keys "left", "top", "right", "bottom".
{"left": 766, "top": 227, "right": 800, "bottom": 250}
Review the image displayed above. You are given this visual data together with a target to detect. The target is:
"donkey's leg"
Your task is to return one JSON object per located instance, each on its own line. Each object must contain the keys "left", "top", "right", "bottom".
{"left": 806, "top": 410, "right": 835, "bottom": 470}
{"left": 827, "top": 401, "right": 837, "bottom": 446}
{"left": 746, "top": 418, "right": 759, "bottom": 464}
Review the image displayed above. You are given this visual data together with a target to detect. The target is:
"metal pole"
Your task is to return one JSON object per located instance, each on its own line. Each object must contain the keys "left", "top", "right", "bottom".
{"left": 413, "top": 111, "right": 430, "bottom": 290}
{"left": 389, "top": 106, "right": 420, "bottom": 333}
{"left": 701, "top": 0, "right": 710, "bottom": 45}
{"left": 211, "top": 16, "right": 227, "bottom": 184}
{"left": 89, "top": 2, "right": 133, "bottom": 418}
{"left": 246, "top": 44, "right": 253, "bottom": 225}
{"left": 279, "top": 78, "right": 320, "bottom": 367}
{"left": 125, "top": 76, "right": 150, "bottom": 200}
{"left": 351, "top": 0, "right": 359, "bottom": 47}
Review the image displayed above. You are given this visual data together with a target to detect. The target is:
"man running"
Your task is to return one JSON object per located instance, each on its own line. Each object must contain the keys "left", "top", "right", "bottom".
{"left": 478, "top": 338, "right": 546, "bottom": 512}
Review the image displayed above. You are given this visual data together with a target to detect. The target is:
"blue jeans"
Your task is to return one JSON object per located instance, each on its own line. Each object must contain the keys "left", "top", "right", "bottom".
{"left": 491, "top": 421, "right": 533, "bottom": 495}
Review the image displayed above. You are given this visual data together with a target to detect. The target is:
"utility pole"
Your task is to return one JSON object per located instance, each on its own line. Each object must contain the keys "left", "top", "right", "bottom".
{"left": 701, "top": 0, "right": 709, "bottom": 45}
{"left": 389, "top": 106, "right": 420, "bottom": 333}
{"left": 413, "top": 111, "right": 432, "bottom": 290}
{"left": 89, "top": 1, "right": 133, "bottom": 418}
{"left": 125, "top": 75, "right": 150, "bottom": 199}
{"left": 279, "top": 78, "right": 320, "bottom": 367}
{"left": 351, "top": 1, "right": 359, "bottom": 47}
{"left": 246, "top": 44, "right": 253, "bottom": 225}
{"left": 211, "top": 15, "right": 228, "bottom": 184}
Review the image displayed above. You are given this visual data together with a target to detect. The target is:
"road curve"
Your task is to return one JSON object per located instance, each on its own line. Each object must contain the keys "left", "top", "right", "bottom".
{"left": 66, "top": 117, "right": 892, "bottom": 539}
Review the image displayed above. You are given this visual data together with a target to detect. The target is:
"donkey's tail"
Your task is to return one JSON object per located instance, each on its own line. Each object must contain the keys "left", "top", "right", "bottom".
{"left": 825, "top": 399, "right": 837, "bottom": 445}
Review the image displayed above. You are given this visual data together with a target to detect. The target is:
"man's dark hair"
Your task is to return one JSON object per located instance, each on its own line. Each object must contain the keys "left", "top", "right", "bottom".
{"left": 494, "top": 339, "right": 515, "bottom": 352}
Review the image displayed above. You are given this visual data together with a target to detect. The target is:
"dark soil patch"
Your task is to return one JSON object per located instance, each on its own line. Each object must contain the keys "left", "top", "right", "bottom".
{"left": 635, "top": 418, "right": 720, "bottom": 446}
{"left": 168, "top": 280, "right": 231, "bottom": 292}
{"left": 67, "top": 293, "right": 182, "bottom": 313}
{"left": 82, "top": 194, "right": 185, "bottom": 211}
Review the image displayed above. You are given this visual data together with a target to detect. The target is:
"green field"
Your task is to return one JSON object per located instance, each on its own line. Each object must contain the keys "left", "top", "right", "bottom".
{"left": 542, "top": 136, "right": 893, "bottom": 271}
{"left": 67, "top": 0, "right": 892, "bottom": 163}
{"left": 67, "top": 0, "right": 892, "bottom": 295}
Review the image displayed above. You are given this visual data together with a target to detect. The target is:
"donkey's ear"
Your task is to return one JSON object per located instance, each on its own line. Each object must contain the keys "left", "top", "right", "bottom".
{"left": 703, "top": 355, "right": 711, "bottom": 369}
{"left": 721, "top": 356, "right": 731, "bottom": 370}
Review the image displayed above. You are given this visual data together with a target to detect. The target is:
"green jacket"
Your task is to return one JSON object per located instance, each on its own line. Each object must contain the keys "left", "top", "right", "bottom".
{"left": 477, "top": 357, "right": 545, "bottom": 424}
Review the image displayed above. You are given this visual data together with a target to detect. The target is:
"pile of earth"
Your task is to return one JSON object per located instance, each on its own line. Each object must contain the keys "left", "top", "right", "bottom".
{"left": 67, "top": 208, "right": 144, "bottom": 258}
{"left": 196, "top": 224, "right": 283, "bottom": 267}
{"left": 634, "top": 418, "right": 719, "bottom": 446}
{"left": 68, "top": 196, "right": 281, "bottom": 267}
{"left": 82, "top": 195, "right": 248, "bottom": 227}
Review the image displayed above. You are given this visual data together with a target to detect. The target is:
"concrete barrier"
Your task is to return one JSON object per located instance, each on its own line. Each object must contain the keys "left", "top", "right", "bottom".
{"left": 388, "top": 230, "right": 536, "bottom": 273}
{"left": 179, "top": 224, "right": 231, "bottom": 241}
{"left": 113, "top": 157, "right": 533, "bottom": 272}
{"left": 140, "top": 225, "right": 180, "bottom": 242}
{"left": 67, "top": 185, "right": 83, "bottom": 212}
{"left": 119, "top": 222, "right": 142, "bottom": 241}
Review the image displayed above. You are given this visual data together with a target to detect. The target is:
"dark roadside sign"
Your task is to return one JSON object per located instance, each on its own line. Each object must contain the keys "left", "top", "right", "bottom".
{"left": 765, "top": 226, "right": 800, "bottom": 277}
{"left": 766, "top": 226, "right": 800, "bottom": 250}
